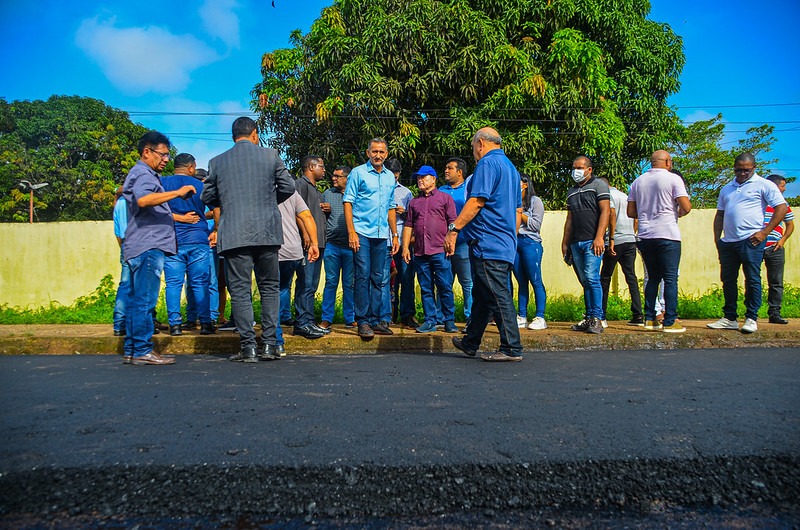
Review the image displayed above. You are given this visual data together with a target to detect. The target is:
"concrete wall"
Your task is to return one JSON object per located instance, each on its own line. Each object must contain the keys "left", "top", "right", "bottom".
{"left": 0, "top": 210, "right": 796, "bottom": 309}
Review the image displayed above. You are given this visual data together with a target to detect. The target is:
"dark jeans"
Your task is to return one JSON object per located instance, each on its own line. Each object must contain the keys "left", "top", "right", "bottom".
{"left": 278, "top": 259, "right": 303, "bottom": 345}
{"left": 113, "top": 250, "right": 130, "bottom": 332}
{"left": 717, "top": 238, "right": 765, "bottom": 321}
{"left": 223, "top": 246, "right": 280, "bottom": 349}
{"left": 415, "top": 252, "right": 455, "bottom": 324}
{"left": 763, "top": 246, "right": 785, "bottom": 318}
{"left": 295, "top": 248, "right": 324, "bottom": 327}
{"left": 393, "top": 248, "right": 416, "bottom": 320}
{"left": 600, "top": 241, "right": 643, "bottom": 320}
{"left": 637, "top": 238, "right": 681, "bottom": 326}
{"left": 354, "top": 235, "right": 388, "bottom": 326}
{"left": 462, "top": 250, "right": 522, "bottom": 356}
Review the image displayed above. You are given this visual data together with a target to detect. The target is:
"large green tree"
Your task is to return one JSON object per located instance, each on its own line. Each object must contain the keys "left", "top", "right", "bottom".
{"left": 669, "top": 113, "right": 782, "bottom": 208}
{"left": 253, "top": 0, "right": 684, "bottom": 206}
{"left": 0, "top": 95, "right": 149, "bottom": 222}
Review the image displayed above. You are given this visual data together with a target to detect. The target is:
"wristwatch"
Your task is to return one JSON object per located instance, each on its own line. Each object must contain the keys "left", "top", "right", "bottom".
{"left": 448, "top": 223, "right": 459, "bottom": 233}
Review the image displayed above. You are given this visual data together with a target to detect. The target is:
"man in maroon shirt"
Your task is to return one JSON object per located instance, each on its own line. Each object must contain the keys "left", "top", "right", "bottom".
{"left": 402, "top": 165, "right": 458, "bottom": 333}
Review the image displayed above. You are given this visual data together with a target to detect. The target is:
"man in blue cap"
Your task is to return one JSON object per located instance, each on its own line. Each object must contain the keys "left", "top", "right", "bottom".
{"left": 402, "top": 165, "right": 458, "bottom": 333}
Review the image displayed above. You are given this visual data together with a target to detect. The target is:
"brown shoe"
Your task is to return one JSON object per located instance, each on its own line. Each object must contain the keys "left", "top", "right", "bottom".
{"left": 319, "top": 321, "right": 332, "bottom": 329}
{"left": 372, "top": 321, "right": 393, "bottom": 335}
{"left": 480, "top": 351, "right": 523, "bottom": 362}
{"left": 131, "top": 352, "right": 175, "bottom": 366}
{"left": 357, "top": 323, "right": 374, "bottom": 338}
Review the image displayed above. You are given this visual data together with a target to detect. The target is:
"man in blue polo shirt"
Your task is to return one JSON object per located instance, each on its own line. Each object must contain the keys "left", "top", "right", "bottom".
{"left": 444, "top": 127, "right": 523, "bottom": 362}
{"left": 343, "top": 138, "right": 399, "bottom": 339}
{"left": 162, "top": 153, "right": 215, "bottom": 337}
{"left": 122, "top": 131, "right": 196, "bottom": 366}
{"left": 708, "top": 152, "right": 787, "bottom": 334}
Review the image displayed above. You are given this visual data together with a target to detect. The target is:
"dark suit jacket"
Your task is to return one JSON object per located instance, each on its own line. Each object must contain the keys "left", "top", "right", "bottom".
{"left": 201, "top": 140, "right": 295, "bottom": 253}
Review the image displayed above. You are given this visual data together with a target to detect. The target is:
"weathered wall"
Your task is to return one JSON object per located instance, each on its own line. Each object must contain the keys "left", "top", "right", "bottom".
{"left": 0, "top": 210, "right": 796, "bottom": 309}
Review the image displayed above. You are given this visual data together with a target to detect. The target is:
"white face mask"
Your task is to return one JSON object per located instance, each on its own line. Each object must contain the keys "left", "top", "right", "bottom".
{"left": 571, "top": 169, "right": 586, "bottom": 183}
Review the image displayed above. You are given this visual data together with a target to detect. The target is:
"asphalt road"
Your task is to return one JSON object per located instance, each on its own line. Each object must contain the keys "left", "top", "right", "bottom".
{"left": 1, "top": 348, "right": 799, "bottom": 526}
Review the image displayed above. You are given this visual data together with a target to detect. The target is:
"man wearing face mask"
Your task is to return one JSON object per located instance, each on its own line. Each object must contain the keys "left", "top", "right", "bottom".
{"left": 561, "top": 156, "right": 610, "bottom": 334}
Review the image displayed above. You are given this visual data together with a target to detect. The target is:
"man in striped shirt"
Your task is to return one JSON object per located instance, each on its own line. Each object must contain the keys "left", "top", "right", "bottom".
{"left": 763, "top": 174, "right": 794, "bottom": 324}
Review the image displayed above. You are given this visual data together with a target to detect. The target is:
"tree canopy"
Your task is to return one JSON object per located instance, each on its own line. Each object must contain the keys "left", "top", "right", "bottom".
{"left": 253, "top": 0, "right": 685, "bottom": 206}
{"left": 0, "top": 95, "right": 149, "bottom": 222}
{"left": 669, "top": 113, "right": 782, "bottom": 208}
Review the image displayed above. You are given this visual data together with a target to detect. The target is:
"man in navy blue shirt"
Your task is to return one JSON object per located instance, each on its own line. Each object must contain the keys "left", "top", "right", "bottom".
{"left": 444, "top": 127, "right": 523, "bottom": 362}
{"left": 122, "top": 132, "right": 196, "bottom": 366}
{"left": 162, "top": 153, "right": 215, "bottom": 336}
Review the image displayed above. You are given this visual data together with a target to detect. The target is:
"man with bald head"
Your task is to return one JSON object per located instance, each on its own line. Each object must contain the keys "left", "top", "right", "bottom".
{"left": 561, "top": 155, "right": 610, "bottom": 334}
{"left": 444, "top": 127, "right": 523, "bottom": 362}
{"left": 707, "top": 152, "right": 787, "bottom": 334}
{"left": 628, "top": 150, "right": 692, "bottom": 332}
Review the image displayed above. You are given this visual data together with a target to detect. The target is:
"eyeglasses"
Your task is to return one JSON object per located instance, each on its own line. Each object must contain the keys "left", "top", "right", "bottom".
{"left": 733, "top": 168, "right": 754, "bottom": 174}
{"left": 148, "top": 148, "right": 170, "bottom": 160}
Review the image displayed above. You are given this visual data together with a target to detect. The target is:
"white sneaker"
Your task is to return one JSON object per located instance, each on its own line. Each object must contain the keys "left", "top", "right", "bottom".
{"left": 706, "top": 317, "right": 739, "bottom": 330}
{"left": 601, "top": 320, "right": 608, "bottom": 329}
{"left": 528, "top": 317, "right": 548, "bottom": 330}
{"left": 741, "top": 318, "right": 758, "bottom": 334}
{"left": 517, "top": 315, "right": 527, "bottom": 328}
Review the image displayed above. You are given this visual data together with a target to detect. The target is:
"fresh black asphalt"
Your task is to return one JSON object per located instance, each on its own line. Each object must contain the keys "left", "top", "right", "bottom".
{"left": 1, "top": 348, "right": 798, "bottom": 526}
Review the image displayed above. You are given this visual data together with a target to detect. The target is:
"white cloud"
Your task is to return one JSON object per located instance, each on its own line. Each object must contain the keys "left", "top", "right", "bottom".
{"left": 199, "top": 0, "right": 241, "bottom": 48}
{"left": 75, "top": 16, "right": 221, "bottom": 95}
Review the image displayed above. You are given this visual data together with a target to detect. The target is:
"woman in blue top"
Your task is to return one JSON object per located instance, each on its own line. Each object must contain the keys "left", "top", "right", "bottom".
{"left": 514, "top": 173, "right": 547, "bottom": 330}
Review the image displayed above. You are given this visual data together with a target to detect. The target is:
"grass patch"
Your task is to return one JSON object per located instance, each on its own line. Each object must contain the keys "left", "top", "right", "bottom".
{"left": 1, "top": 277, "right": 797, "bottom": 324}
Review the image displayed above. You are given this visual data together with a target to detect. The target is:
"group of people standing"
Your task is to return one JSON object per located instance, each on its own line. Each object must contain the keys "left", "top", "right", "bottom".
{"left": 113, "top": 117, "right": 793, "bottom": 366}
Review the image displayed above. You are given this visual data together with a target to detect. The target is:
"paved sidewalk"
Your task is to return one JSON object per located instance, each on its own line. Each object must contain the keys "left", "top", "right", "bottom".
{"left": 1, "top": 319, "right": 798, "bottom": 355}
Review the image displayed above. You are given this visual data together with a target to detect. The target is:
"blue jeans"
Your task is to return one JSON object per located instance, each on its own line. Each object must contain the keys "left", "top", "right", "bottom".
{"left": 450, "top": 241, "right": 473, "bottom": 319}
{"left": 462, "top": 250, "right": 522, "bottom": 355}
{"left": 415, "top": 253, "right": 455, "bottom": 324}
{"left": 279, "top": 259, "right": 303, "bottom": 329}
{"left": 113, "top": 249, "right": 130, "bottom": 332}
{"left": 381, "top": 246, "right": 394, "bottom": 323}
{"left": 186, "top": 246, "right": 218, "bottom": 322}
{"left": 321, "top": 242, "right": 355, "bottom": 324}
{"left": 570, "top": 240, "right": 604, "bottom": 319}
{"left": 513, "top": 237, "right": 546, "bottom": 319}
{"left": 164, "top": 243, "right": 211, "bottom": 326}
{"left": 124, "top": 249, "right": 165, "bottom": 358}
{"left": 295, "top": 248, "right": 324, "bottom": 327}
{"left": 354, "top": 235, "right": 388, "bottom": 326}
{"left": 717, "top": 238, "right": 765, "bottom": 321}
{"left": 637, "top": 238, "right": 681, "bottom": 326}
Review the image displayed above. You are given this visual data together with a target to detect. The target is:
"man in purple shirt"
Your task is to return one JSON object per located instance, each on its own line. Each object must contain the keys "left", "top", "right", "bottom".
{"left": 402, "top": 165, "right": 458, "bottom": 333}
{"left": 122, "top": 131, "right": 196, "bottom": 366}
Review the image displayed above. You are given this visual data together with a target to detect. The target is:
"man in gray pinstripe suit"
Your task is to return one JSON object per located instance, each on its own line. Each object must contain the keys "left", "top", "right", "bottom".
{"left": 201, "top": 117, "right": 296, "bottom": 363}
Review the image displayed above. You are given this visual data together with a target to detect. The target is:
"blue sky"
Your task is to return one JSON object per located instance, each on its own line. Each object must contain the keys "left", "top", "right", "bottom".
{"left": 1, "top": 0, "right": 798, "bottom": 196}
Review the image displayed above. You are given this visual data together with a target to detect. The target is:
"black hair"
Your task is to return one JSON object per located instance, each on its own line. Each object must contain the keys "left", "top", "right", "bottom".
{"left": 335, "top": 165, "right": 352, "bottom": 176}
{"left": 384, "top": 158, "right": 402, "bottom": 174}
{"left": 767, "top": 173, "right": 786, "bottom": 186}
{"left": 232, "top": 116, "right": 257, "bottom": 141}
{"left": 301, "top": 155, "right": 323, "bottom": 171}
{"left": 520, "top": 172, "right": 535, "bottom": 211}
{"left": 173, "top": 153, "right": 196, "bottom": 169}
{"left": 735, "top": 152, "right": 756, "bottom": 166}
{"left": 137, "top": 131, "right": 170, "bottom": 155}
{"left": 446, "top": 157, "right": 467, "bottom": 175}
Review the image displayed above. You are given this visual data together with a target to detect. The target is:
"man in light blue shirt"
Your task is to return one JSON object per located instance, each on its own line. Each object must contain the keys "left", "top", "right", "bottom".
{"left": 343, "top": 138, "right": 399, "bottom": 338}
{"left": 708, "top": 152, "right": 787, "bottom": 334}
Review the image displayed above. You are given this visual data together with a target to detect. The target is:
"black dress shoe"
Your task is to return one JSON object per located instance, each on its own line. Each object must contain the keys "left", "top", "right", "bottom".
{"left": 452, "top": 336, "right": 477, "bottom": 357}
{"left": 276, "top": 344, "right": 285, "bottom": 357}
{"left": 401, "top": 315, "right": 420, "bottom": 329}
{"left": 169, "top": 324, "right": 183, "bottom": 336}
{"left": 281, "top": 319, "right": 296, "bottom": 327}
{"left": 230, "top": 346, "right": 258, "bottom": 363}
{"left": 153, "top": 319, "right": 169, "bottom": 331}
{"left": 372, "top": 321, "right": 393, "bottom": 335}
{"left": 312, "top": 324, "right": 332, "bottom": 335}
{"left": 293, "top": 325, "right": 324, "bottom": 339}
{"left": 181, "top": 321, "right": 198, "bottom": 331}
{"left": 199, "top": 322, "right": 216, "bottom": 335}
{"left": 261, "top": 343, "right": 281, "bottom": 361}
{"left": 113, "top": 329, "right": 125, "bottom": 337}
{"left": 769, "top": 315, "right": 789, "bottom": 324}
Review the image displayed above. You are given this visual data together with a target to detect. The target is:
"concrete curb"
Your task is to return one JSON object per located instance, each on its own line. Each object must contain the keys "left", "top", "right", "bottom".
{"left": 1, "top": 321, "right": 798, "bottom": 355}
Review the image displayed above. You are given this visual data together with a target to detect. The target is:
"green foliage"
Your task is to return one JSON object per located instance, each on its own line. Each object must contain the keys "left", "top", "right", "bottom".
{"left": 0, "top": 95, "right": 149, "bottom": 222}
{"left": 253, "top": 0, "right": 685, "bottom": 206}
{"left": 669, "top": 113, "right": 781, "bottom": 208}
